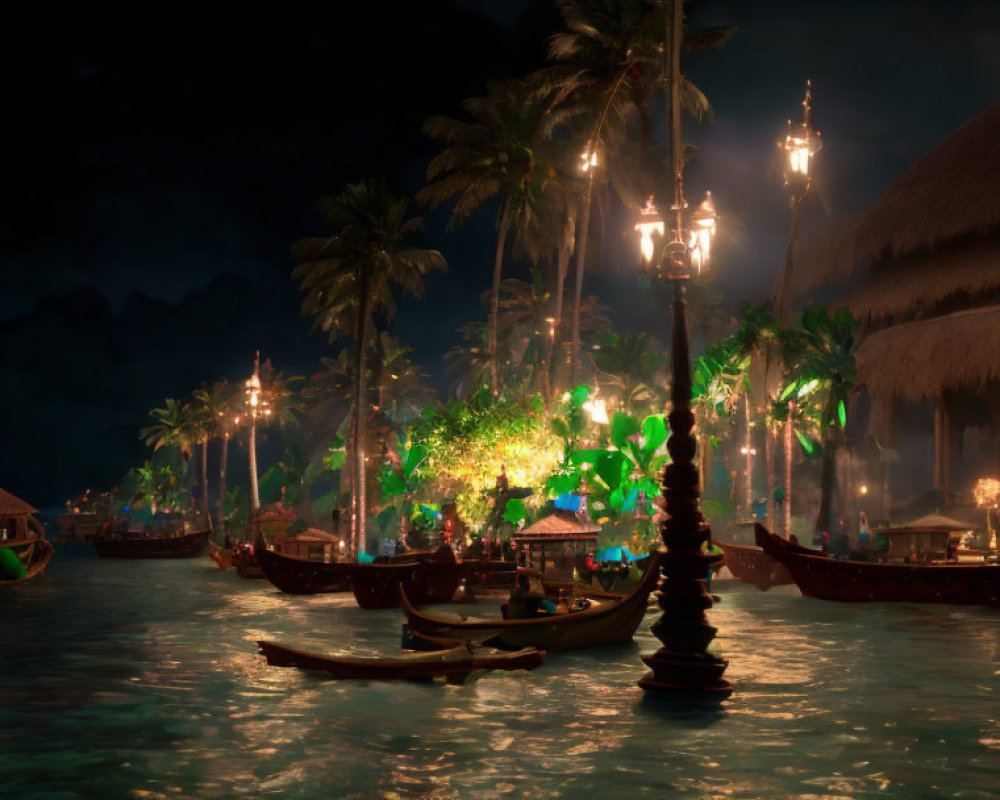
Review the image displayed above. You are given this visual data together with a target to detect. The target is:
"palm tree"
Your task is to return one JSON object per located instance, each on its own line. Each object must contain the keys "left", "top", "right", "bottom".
{"left": 418, "top": 79, "right": 554, "bottom": 396}
{"left": 781, "top": 306, "right": 858, "bottom": 537}
{"left": 590, "top": 331, "right": 667, "bottom": 416}
{"left": 293, "top": 179, "right": 445, "bottom": 555}
{"left": 193, "top": 379, "right": 241, "bottom": 533}
{"left": 140, "top": 398, "right": 199, "bottom": 469}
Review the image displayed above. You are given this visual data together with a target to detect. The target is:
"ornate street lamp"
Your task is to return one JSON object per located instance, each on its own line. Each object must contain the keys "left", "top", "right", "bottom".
{"left": 634, "top": 0, "right": 730, "bottom": 702}
{"left": 775, "top": 81, "right": 822, "bottom": 539}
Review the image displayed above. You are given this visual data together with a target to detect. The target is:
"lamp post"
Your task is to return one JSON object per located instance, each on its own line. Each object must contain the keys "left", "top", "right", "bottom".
{"left": 633, "top": 1, "right": 729, "bottom": 702}
{"left": 776, "top": 81, "right": 821, "bottom": 539}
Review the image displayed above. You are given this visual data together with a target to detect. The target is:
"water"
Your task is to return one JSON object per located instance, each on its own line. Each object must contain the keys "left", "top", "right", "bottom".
{"left": 3, "top": 544, "right": 1000, "bottom": 799}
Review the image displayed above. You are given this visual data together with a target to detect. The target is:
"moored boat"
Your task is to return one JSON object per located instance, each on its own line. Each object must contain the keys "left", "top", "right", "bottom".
{"left": 399, "top": 553, "right": 660, "bottom": 650}
{"left": 350, "top": 547, "right": 468, "bottom": 609}
{"left": 715, "top": 539, "right": 795, "bottom": 591}
{"left": 256, "top": 546, "right": 354, "bottom": 594}
{"left": 1, "top": 488, "right": 54, "bottom": 584}
{"left": 256, "top": 639, "right": 544, "bottom": 682}
{"left": 755, "top": 523, "right": 1000, "bottom": 607}
{"left": 93, "top": 515, "right": 211, "bottom": 559}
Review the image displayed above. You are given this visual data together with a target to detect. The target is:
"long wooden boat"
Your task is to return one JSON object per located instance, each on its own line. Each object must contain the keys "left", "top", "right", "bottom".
{"left": 399, "top": 553, "right": 660, "bottom": 651}
{"left": 350, "top": 553, "right": 469, "bottom": 609}
{"left": 257, "top": 639, "right": 544, "bottom": 682}
{"left": 92, "top": 528, "right": 211, "bottom": 559}
{"left": 256, "top": 546, "right": 354, "bottom": 594}
{"left": 755, "top": 523, "right": 1000, "bottom": 607}
{"left": 716, "top": 539, "right": 795, "bottom": 591}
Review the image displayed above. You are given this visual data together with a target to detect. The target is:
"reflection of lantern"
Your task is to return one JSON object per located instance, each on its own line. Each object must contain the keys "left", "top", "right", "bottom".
{"left": 634, "top": 196, "right": 665, "bottom": 268}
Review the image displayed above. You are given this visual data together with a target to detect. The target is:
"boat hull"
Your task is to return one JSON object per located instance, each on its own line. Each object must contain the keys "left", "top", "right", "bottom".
{"left": 55, "top": 513, "right": 105, "bottom": 541}
{"left": 92, "top": 529, "right": 211, "bottom": 559}
{"left": 256, "top": 547, "right": 353, "bottom": 594}
{"left": 756, "top": 524, "right": 1000, "bottom": 606}
{"left": 716, "top": 539, "right": 794, "bottom": 590}
{"left": 257, "top": 639, "right": 543, "bottom": 681}
{"left": 350, "top": 560, "right": 467, "bottom": 609}
{"left": 0, "top": 538, "right": 54, "bottom": 584}
{"left": 399, "top": 554, "right": 660, "bottom": 651}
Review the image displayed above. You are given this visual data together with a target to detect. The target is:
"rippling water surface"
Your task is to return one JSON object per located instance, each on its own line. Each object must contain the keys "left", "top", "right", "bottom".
{"left": 3, "top": 544, "right": 1000, "bottom": 799}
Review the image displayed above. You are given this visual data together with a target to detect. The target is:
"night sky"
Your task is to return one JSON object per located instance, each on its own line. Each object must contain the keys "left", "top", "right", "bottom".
{"left": 2, "top": 1, "right": 998, "bottom": 509}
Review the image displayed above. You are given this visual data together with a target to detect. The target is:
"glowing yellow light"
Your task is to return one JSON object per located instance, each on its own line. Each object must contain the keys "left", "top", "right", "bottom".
{"left": 974, "top": 477, "right": 1000, "bottom": 508}
{"left": 580, "top": 150, "right": 598, "bottom": 172}
{"left": 635, "top": 196, "right": 664, "bottom": 266}
{"left": 859, "top": 485, "right": 869, "bottom": 496}
{"left": 582, "top": 397, "right": 609, "bottom": 425}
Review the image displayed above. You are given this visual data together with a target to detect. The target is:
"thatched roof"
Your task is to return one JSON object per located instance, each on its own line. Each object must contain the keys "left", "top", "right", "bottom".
{"left": 901, "top": 513, "right": 978, "bottom": 531}
{"left": 846, "top": 235, "right": 1000, "bottom": 325}
{"left": 792, "top": 103, "right": 1000, "bottom": 297}
{"left": 854, "top": 102, "right": 1000, "bottom": 262}
{"left": 0, "top": 487, "right": 37, "bottom": 516}
{"left": 855, "top": 304, "right": 1000, "bottom": 400}
{"left": 518, "top": 510, "right": 600, "bottom": 537}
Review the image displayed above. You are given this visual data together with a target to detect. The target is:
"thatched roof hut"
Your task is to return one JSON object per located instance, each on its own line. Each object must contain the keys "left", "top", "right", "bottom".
{"left": 855, "top": 305, "right": 1000, "bottom": 401}
{"left": 793, "top": 102, "right": 1000, "bottom": 514}
{"left": 794, "top": 101, "right": 1000, "bottom": 316}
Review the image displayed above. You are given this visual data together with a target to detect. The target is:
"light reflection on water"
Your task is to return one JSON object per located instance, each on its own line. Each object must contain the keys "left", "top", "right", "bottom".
{"left": 2, "top": 544, "right": 1000, "bottom": 798}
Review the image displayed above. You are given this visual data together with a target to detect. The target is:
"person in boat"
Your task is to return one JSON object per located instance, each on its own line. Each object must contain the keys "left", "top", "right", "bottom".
{"left": 506, "top": 570, "right": 556, "bottom": 619}
{"left": 701, "top": 536, "right": 725, "bottom": 591}
{"left": 857, "top": 511, "right": 871, "bottom": 548}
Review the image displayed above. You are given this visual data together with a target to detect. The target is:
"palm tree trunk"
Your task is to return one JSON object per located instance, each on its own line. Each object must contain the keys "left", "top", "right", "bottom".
{"left": 549, "top": 218, "right": 571, "bottom": 392}
{"left": 570, "top": 177, "right": 593, "bottom": 382}
{"left": 249, "top": 418, "right": 260, "bottom": 513}
{"left": 765, "top": 430, "right": 775, "bottom": 531}
{"left": 784, "top": 403, "right": 794, "bottom": 538}
{"left": 219, "top": 432, "right": 229, "bottom": 535}
{"left": 816, "top": 432, "right": 837, "bottom": 536}
{"left": 353, "top": 276, "right": 372, "bottom": 557}
{"left": 201, "top": 437, "right": 211, "bottom": 532}
{"left": 489, "top": 201, "right": 513, "bottom": 396}
{"left": 743, "top": 393, "right": 753, "bottom": 519}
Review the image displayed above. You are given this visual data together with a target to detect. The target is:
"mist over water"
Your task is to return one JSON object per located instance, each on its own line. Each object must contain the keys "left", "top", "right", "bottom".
{"left": 3, "top": 544, "right": 999, "bottom": 799}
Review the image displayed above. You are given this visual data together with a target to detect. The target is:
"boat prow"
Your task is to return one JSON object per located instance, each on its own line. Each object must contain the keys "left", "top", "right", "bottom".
{"left": 399, "top": 552, "right": 661, "bottom": 651}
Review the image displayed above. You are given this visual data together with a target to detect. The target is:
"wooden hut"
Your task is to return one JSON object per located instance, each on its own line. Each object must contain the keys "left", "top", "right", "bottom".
{"left": 796, "top": 102, "right": 1000, "bottom": 514}
{"left": 512, "top": 510, "right": 600, "bottom": 580}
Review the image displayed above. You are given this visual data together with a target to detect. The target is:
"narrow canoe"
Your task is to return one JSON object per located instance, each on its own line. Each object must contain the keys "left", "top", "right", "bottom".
{"left": 257, "top": 639, "right": 544, "bottom": 682}
{"left": 399, "top": 553, "right": 660, "bottom": 651}
{"left": 756, "top": 523, "right": 1000, "bottom": 607}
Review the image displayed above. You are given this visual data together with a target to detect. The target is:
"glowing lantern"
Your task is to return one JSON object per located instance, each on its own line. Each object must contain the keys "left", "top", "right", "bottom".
{"left": 635, "top": 196, "right": 665, "bottom": 268}
{"left": 580, "top": 150, "right": 598, "bottom": 172}
{"left": 781, "top": 80, "right": 822, "bottom": 187}
{"left": 688, "top": 192, "right": 717, "bottom": 274}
